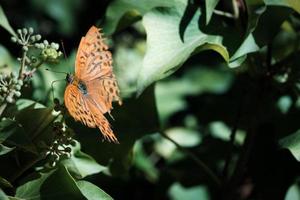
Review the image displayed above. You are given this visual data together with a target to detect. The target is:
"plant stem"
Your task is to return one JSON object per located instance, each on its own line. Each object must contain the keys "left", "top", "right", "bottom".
{"left": 0, "top": 103, "right": 7, "bottom": 117}
{"left": 18, "top": 50, "right": 27, "bottom": 80}
{"left": 160, "top": 131, "right": 221, "bottom": 187}
{"left": 222, "top": 92, "right": 244, "bottom": 181}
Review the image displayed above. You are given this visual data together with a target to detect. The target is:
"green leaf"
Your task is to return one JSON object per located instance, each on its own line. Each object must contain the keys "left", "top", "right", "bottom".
{"left": 229, "top": 34, "right": 259, "bottom": 68}
{"left": 77, "top": 181, "right": 113, "bottom": 200}
{"left": 205, "top": 0, "right": 220, "bottom": 24}
{"left": 0, "top": 118, "right": 29, "bottom": 146}
{"left": 168, "top": 182, "right": 210, "bottom": 200}
{"left": 279, "top": 129, "right": 300, "bottom": 161}
{"left": 264, "top": 0, "right": 300, "bottom": 14}
{"left": 0, "top": 189, "right": 9, "bottom": 200}
{"left": 133, "top": 141, "right": 159, "bottom": 182}
{"left": 138, "top": 3, "right": 225, "bottom": 94}
{"left": 16, "top": 172, "right": 53, "bottom": 200}
{"left": 0, "top": 176, "right": 13, "bottom": 188}
{"left": 40, "top": 166, "right": 86, "bottom": 200}
{"left": 62, "top": 141, "right": 107, "bottom": 179}
{"left": 0, "top": 144, "right": 15, "bottom": 155}
{"left": 0, "top": 5, "right": 16, "bottom": 36}
{"left": 104, "top": 0, "right": 175, "bottom": 34}
{"left": 285, "top": 183, "right": 300, "bottom": 200}
{"left": 137, "top": 1, "right": 255, "bottom": 94}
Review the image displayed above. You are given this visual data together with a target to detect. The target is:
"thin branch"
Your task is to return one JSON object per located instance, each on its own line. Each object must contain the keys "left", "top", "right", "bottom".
{"left": 159, "top": 131, "right": 221, "bottom": 187}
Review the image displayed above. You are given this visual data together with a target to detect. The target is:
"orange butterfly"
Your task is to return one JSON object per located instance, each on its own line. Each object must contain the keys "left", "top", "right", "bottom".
{"left": 64, "top": 26, "right": 122, "bottom": 143}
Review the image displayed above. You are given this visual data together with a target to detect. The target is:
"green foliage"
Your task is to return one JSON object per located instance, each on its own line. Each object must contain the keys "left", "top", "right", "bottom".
{"left": 0, "top": 0, "right": 300, "bottom": 199}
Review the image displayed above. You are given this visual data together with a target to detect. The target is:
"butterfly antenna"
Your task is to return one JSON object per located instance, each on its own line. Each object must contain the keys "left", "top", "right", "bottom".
{"left": 45, "top": 68, "right": 68, "bottom": 75}
{"left": 60, "top": 40, "right": 68, "bottom": 60}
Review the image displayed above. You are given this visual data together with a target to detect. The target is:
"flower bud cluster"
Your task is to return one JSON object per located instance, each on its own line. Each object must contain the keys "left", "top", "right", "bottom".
{"left": 43, "top": 121, "right": 76, "bottom": 168}
{"left": 0, "top": 72, "right": 23, "bottom": 104}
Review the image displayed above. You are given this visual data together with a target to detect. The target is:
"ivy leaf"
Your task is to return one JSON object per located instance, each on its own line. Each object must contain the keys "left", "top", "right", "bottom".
{"left": 205, "top": 0, "right": 220, "bottom": 24}
{"left": 279, "top": 129, "right": 300, "bottom": 161}
{"left": 136, "top": 1, "right": 230, "bottom": 94}
{"left": 77, "top": 181, "right": 113, "bottom": 200}
{"left": 104, "top": 0, "right": 175, "bottom": 34}
{"left": 62, "top": 141, "right": 107, "bottom": 179}
{"left": 0, "top": 144, "right": 15, "bottom": 156}
{"left": 0, "top": 5, "right": 16, "bottom": 37}
{"left": 15, "top": 172, "right": 53, "bottom": 200}
{"left": 264, "top": 0, "right": 300, "bottom": 14}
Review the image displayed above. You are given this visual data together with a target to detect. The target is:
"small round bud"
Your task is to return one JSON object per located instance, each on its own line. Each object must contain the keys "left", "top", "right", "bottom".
{"left": 35, "top": 34, "right": 42, "bottom": 41}
{"left": 49, "top": 161, "right": 56, "bottom": 167}
{"left": 11, "top": 37, "right": 17, "bottom": 43}
{"left": 10, "top": 72, "right": 17, "bottom": 78}
{"left": 1, "top": 86, "right": 8, "bottom": 92}
{"left": 69, "top": 140, "right": 76, "bottom": 146}
{"left": 30, "top": 35, "right": 35, "bottom": 42}
{"left": 17, "top": 29, "right": 22, "bottom": 35}
{"left": 22, "top": 46, "right": 28, "bottom": 51}
{"left": 14, "top": 91, "right": 21, "bottom": 97}
{"left": 28, "top": 27, "right": 34, "bottom": 34}
{"left": 11, "top": 78, "right": 18, "bottom": 84}
{"left": 65, "top": 147, "right": 72, "bottom": 153}
{"left": 43, "top": 40, "right": 49, "bottom": 46}
{"left": 14, "top": 84, "right": 21, "bottom": 90}
{"left": 54, "top": 98, "right": 60, "bottom": 105}
{"left": 17, "top": 80, "right": 23, "bottom": 86}
{"left": 22, "top": 28, "right": 28, "bottom": 35}
{"left": 6, "top": 96, "right": 14, "bottom": 103}
{"left": 17, "top": 39, "right": 23, "bottom": 45}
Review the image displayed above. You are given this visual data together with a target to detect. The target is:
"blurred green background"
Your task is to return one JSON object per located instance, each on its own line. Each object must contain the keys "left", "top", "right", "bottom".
{"left": 0, "top": 0, "right": 300, "bottom": 199}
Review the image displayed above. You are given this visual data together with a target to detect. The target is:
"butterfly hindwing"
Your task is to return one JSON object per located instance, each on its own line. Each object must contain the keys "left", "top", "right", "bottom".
{"left": 64, "top": 84, "right": 119, "bottom": 143}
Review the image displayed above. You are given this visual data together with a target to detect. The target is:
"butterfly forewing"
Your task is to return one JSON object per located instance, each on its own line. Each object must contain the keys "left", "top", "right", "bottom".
{"left": 75, "top": 26, "right": 112, "bottom": 80}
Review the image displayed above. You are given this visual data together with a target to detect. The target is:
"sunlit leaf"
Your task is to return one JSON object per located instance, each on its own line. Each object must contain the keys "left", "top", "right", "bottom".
{"left": 62, "top": 141, "right": 107, "bottom": 179}
{"left": 104, "top": 0, "right": 175, "bottom": 34}
{"left": 168, "top": 182, "right": 210, "bottom": 200}
{"left": 0, "top": 5, "right": 16, "bottom": 36}
{"left": 77, "top": 180, "right": 113, "bottom": 200}
{"left": 264, "top": 0, "right": 300, "bottom": 14}
{"left": 280, "top": 129, "right": 300, "bottom": 161}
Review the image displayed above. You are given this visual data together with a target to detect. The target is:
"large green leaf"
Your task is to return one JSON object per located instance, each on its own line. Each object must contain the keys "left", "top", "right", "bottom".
{"left": 62, "top": 142, "right": 107, "bottom": 179}
{"left": 279, "top": 129, "right": 300, "bottom": 161}
{"left": 40, "top": 166, "right": 86, "bottom": 200}
{"left": 0, "top": 5, "right": 16, "bottom": 37}
{"left": 264, "top": 0, "right": 300, "bottom": 14}
{"left": 15, "top": 172, "right": 53, "bottom": 200}
{"left": 77, "top": 181, "right": 113, "bottom": 200}
{"left": 136, "top": 0, "right": 258, "bottom": 94}
{"left": 104, "top": 0, "right": 175, "bottom": 34}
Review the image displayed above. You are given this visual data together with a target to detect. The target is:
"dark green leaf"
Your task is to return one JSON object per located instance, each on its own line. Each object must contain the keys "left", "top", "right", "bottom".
{"left": 0, "top": 144, "right": 15, "bottom": 155}
{"left": 205, "top": 0, "right": 220, "bottom": 24}
{"left": 40, "top": 166, "right": 86, "bottom": 200}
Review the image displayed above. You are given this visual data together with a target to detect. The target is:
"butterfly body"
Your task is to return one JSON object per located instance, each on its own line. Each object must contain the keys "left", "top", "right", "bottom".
{"left": 64, "top": 26, "right": 121, "bottom": 143}
{"left": 66, "top": 74, "right": 88, "bottom": 95}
